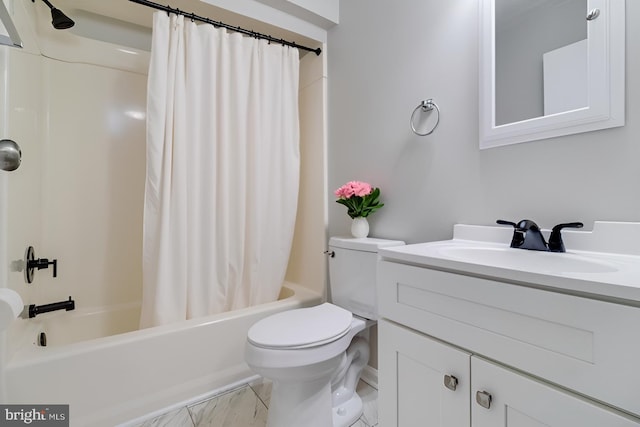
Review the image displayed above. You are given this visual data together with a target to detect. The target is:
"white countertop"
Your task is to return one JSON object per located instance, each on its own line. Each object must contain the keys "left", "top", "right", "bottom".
{"left": 378, "top": 222, "right": 640, "bottom": 303}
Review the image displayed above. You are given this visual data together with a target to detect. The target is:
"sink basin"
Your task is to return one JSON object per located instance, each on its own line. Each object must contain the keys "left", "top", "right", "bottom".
{"left": 437, "top": 246, "right": 619, "bottom": 274}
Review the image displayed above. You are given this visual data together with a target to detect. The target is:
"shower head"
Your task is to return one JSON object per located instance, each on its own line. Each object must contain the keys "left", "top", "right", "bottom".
{"left": 33, "top": 0, "right": 75, "bottom": 29}
{"left": 50, "top": 7, "right": 74, "bottom": 29}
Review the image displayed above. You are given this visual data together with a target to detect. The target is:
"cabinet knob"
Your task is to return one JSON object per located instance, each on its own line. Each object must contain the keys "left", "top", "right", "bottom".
{"left": 443, "top": 374, "right": 458, "bottom": 391}
{"left": 476, "top": 390, "right": 492, "bottom": 409}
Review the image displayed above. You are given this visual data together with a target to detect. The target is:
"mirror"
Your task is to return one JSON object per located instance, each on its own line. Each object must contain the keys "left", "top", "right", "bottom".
{"left": 0, "top": 0, "right": 22, "bottom": 48}
{"left": 479, "top": 0, "right": 625, "bottom": 149}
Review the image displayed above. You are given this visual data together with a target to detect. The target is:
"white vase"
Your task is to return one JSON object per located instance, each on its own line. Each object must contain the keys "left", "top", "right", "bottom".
{"left": 351, "top": 217, "right": 369, "bottom": 238}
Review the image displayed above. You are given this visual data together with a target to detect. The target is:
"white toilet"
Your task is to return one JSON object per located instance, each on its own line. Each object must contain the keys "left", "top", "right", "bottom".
{"left": 245, "top": 236, "right": 404, "bottom": 427}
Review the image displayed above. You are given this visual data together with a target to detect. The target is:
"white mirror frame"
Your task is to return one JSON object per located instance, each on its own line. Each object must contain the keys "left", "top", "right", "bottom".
{"left": 479, "top": 0, "right": 625, "bottom": 149}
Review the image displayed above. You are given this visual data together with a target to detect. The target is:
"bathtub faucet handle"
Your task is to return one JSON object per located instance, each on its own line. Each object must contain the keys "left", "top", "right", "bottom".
{"left": 32, "top": 258, "right": 57, "bottom": 277}
{"left": 24, "top": 246, "right": 58, "bottom": 283}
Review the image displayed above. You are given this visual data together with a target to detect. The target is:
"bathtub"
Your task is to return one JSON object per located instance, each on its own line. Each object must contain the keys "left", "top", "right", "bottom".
{"left": 4, "top": 282, "right": 321, "bottom": 427}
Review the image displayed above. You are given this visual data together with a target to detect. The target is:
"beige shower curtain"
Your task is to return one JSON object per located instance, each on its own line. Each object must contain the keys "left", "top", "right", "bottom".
{"left": 141, "top": 12, "right": 300, "bottom": 328}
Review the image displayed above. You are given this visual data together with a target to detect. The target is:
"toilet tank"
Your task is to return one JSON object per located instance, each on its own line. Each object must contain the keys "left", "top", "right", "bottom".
{"left": 328, "top": 237, "right": 404, "bottom": 320}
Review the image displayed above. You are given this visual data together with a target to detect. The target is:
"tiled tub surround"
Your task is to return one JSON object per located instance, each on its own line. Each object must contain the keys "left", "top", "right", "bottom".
{"left": 127, "top": 379, "right": 379, "bottom": 427}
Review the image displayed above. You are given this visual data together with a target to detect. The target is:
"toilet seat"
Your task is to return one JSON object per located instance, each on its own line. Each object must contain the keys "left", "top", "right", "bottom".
{"left": 247, "top": 303, "right": 353, "bottom": 349}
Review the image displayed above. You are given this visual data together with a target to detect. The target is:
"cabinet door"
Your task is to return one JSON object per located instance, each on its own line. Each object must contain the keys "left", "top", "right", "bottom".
{"left": 471, "top": 357, "right": 640, "bottom": 427}
{"left": 379, "top": 319, "right": 471, "bottom": 427}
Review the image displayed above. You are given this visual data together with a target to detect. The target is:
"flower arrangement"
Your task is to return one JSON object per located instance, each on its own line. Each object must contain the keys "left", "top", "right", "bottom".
{"left": 334, "top": 181, "right": 384, "bottom": 219}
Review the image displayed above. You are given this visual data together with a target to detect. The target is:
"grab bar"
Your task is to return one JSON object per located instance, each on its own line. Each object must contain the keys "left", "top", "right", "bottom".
{"left": 26, "top": 297, "right": 75, "bottom": 318}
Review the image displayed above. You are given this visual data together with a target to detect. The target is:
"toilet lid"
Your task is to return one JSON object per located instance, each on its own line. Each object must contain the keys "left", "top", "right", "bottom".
{"left": 247, "top": 303, "right": 353, "bottom": 349}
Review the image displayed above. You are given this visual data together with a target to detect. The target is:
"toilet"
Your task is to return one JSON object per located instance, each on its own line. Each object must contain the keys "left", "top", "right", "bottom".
{"left": 245, "top": 236, "right": 404, "bottom": 427}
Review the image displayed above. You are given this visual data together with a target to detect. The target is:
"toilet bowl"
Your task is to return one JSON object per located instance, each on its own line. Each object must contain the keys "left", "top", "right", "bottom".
{"left": 245, "top": 237, "right": 404, "bottom": 427}
{"left": 246, "top": 303, "right": 371, "bottom": 427}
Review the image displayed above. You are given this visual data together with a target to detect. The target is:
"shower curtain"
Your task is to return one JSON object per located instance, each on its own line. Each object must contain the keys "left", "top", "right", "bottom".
{"left": 140, "top": 12, "right": 300, "bottom": 328}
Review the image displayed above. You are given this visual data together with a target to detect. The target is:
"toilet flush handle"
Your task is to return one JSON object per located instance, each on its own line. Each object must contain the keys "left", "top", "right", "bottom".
{"left": 324, "top": 250, "right": 335, "bottom": 258}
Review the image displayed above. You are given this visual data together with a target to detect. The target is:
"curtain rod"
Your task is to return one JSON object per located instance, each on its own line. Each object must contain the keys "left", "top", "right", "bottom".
{"left": 128, "top": 0, "right": 322, "bottom": 56}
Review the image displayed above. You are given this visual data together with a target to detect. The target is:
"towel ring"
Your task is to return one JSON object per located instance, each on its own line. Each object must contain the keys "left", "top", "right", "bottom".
{"left": 410, "top": 99, "right": 440, "bottom": 136}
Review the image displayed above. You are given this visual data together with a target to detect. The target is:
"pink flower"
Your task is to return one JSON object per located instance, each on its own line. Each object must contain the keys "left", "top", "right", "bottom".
{"left": 352, "top": 181, "right": 372, "bottom": 197}
{"left": 334, "top": 181, "right": 373, "bottom": 199}
{"left": 334, "top": 184, "right": 353, "bottom": 199}
{"left": 334, "top": 181, "right": 384, "bottom": 219}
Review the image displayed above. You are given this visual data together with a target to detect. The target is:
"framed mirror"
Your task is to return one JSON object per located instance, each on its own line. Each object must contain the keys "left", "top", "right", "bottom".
{"left": 479, "top": 0, "right": 625, "bottom": 149}
{"left": 0, "top": 1, "right": 22, "bottom": 48}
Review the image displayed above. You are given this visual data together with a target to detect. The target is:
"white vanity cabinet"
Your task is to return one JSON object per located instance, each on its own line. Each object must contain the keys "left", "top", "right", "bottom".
{"left": 377, "top": 258, "right": 640, "bottom": 427}
{"left": 378, "top": 319, "right": 471, "bottom": 426}
{"left": 379, "top": 320, "right": 639, "bottom": 427}
{"left": 471, "top": 356, "right": 638, "bottom": 427}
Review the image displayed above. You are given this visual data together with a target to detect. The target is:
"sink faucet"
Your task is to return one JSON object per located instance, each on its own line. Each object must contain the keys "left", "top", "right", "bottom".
{"left": 548, "top": 222, "right": 584, "bottom": 252}
{"left": 497, "top": 219, "right": 548, "bottom": 251}
{"left": 496, "top": 220, "right": 583, "bottom": 252}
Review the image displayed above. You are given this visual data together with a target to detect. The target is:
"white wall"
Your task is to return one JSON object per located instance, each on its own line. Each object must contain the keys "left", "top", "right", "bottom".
{"left": 288, "top": 0, "right": 339, "bottom": 24}
{"left": 327, "top": 0, "right": 640, "bottom": 245}
{"left": 201, "top": 0, "right": 330, "bottom": 42}
{"left": 2, "top": 0, "right": 147, "bottom": 354}
{"left": 286, "top": 48, "right": 329, "bottom": 297}
{"left": 38, "top": 58, "right": 147, "bottom": 308}
{"left": 0, "top": 41, "right": 8, "bottom": 404}
{"left": 0, "top": 0, "right": 44, "bottom": 391}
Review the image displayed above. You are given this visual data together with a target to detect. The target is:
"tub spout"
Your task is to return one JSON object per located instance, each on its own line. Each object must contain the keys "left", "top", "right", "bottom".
{"left": 26, "top": 296, "right": 75, "bottom": 318}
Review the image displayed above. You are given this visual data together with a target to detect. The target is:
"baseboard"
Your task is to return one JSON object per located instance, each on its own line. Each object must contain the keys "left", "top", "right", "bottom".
{"left": 360, "top": 365, "right": 378, "bottom": 390}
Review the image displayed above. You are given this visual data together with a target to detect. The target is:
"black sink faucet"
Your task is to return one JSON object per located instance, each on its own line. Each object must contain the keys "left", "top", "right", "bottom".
{"left": 548, "top": 222, "right": 584, "bottom": 252}
{"left": 496, "top": 220, "right": 583, "bottom": 252}
{"left": 497, "top": 219, "right": 548, "bottom": 251}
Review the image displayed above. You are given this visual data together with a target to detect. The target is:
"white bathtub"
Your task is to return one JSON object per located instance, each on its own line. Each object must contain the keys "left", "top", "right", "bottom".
{"left": 4, "top": 283, "right": 321, "bottom": 427}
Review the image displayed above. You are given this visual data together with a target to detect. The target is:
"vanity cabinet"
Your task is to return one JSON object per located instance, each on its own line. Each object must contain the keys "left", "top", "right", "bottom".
{"left": 378, "top": 319, "right": 471, "bottom": 426}
{"left": 377, "top": 259, "right": 640, "bottom": 427}
{"left": 379, "top": 320, "right": 639, "bottom": 427}
{"left": 471, "top": 356, "right": 637, "bottom": 427}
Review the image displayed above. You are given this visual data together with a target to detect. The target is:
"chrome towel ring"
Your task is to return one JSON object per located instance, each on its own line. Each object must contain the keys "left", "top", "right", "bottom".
{"left": 410, "top": 99, "right": 440, "bottom": 136}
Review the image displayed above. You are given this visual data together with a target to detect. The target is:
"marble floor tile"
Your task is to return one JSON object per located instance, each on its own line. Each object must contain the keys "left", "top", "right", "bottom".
{"left": 135, "top": 407, "right": 194, "bottom": 427}
{"left": 188, "top": 385, "right": 268, "bottom": 427}
{"left": 247, "top": 377, "right": 377, "bottom": 427}
{"left": 248, "top": 377, "right": 272, "bottom": 408}
{"left": 129, "top": 377, "right": 377, "bottom": 427}
{"left": 350, "top": 381, "right": 378, "bottom": 427}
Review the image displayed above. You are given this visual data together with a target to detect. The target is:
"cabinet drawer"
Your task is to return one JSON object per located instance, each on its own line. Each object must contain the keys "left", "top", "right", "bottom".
{"left": 378, "top": 260, "right": 640, "bottom": 417}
